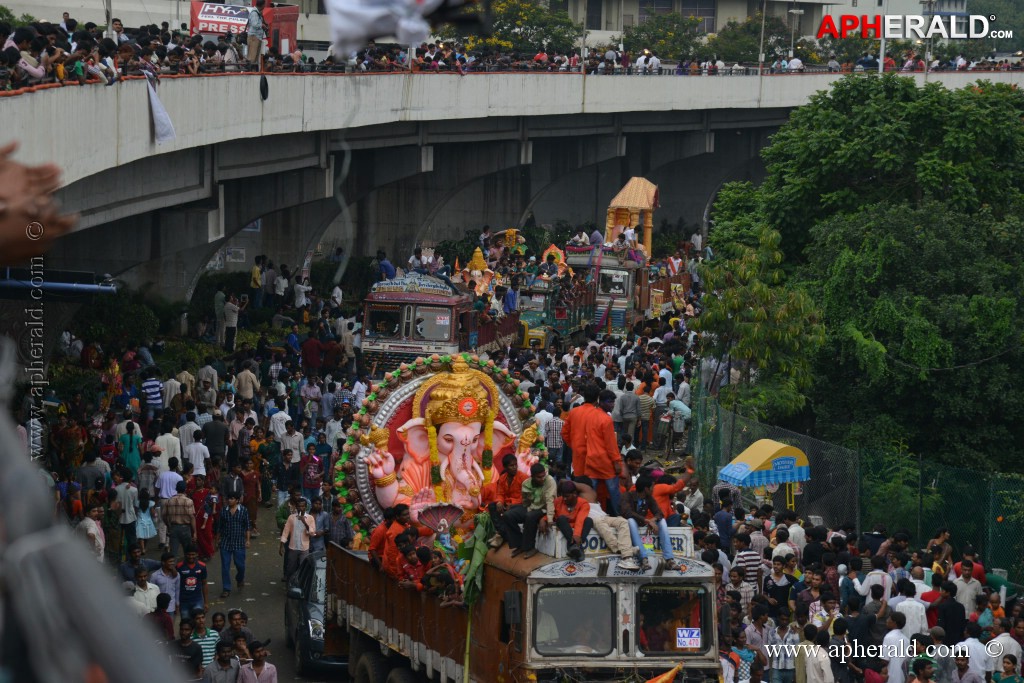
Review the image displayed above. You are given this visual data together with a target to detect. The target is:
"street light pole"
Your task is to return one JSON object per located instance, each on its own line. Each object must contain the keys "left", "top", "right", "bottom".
{"left": 878, "top": 0, "right": 889, "bottom": 72}
{"left": 757, "top": 0, "right": 767, "bottom": 76}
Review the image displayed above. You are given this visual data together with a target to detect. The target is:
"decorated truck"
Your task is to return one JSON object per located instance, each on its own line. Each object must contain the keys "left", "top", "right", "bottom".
{"left": 565, "top": 246, "right": 691, "bottom": 335}
{"left": 321, "top": 355, "right": 718, "bottom": 683}
{"left": 361, "top": 273, "right": 520, "bottom": 375}
{"left": 517, "top": 245, "right": 597, "bottom": 350}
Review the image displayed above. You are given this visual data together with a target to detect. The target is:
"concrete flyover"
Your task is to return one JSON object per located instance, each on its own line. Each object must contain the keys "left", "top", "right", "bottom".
{"left": 3, "top": 70, "right": 1020, "bottom": 300}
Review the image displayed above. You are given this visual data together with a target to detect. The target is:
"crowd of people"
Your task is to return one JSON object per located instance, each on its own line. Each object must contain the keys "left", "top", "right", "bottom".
{"left": 16, "top": 210, "right": 1022, "bottom": 683}
{"left": 7, "top": 9, "right": 1017, "bottom": 91}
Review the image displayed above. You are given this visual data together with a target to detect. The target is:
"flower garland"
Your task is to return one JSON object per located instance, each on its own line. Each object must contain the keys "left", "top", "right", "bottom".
{"left": 481, "top": 417, "right": 495, "bottom": 483}
{"left": 427, "top": 423, "right": 445, "bottom": 501}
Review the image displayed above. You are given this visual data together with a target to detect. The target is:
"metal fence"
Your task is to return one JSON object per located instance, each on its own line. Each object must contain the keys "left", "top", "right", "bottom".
{"left": 688, "top": 381, "right": 1024, "bottom": 584}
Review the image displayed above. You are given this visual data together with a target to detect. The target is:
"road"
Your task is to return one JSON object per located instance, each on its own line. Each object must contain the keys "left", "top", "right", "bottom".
{"left": 203, "top": 516, "right": 336, "bottom": 683}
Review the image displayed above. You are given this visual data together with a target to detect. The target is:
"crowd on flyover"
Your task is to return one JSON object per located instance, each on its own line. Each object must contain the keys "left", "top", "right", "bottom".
{"left": 5, "top": 8, "right": 1020, "bottom": 91}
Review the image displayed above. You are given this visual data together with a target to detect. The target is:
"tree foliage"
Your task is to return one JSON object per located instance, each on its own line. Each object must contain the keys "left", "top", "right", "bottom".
{"left": 692, "top": 226, "right": 824, "bottom": 421}
{"left": 970, "top": 0, "right": 1024, "bottom": 52}
{"left": 756, "top": 75, "right": 1024, "bottom": 258}
{"left": 804, "top": 202, "right": 1024, "bottom": 470}
{"left": 706, "top": 75, "right": 1024, "bottom": 472}
{"left": 707, "top": 14, "right": 789, "bottom": 63}
{"left": 436, "top": 0, "right": 582, "bottom": 54}
{"left": 0, "top": 5, "right": 36, "bottom": 26}
{"left": 621, "top": 13, "right": 704, "bottom": 61}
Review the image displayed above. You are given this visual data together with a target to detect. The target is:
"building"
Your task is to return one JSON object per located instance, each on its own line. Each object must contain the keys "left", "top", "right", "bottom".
{"left": 562, "top": 0, "right": 942, "bottom": 47}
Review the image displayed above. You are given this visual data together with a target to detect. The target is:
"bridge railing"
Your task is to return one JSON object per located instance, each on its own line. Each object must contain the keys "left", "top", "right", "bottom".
{"left": 2, "top": 61, "right": 1020, "bottom": 98}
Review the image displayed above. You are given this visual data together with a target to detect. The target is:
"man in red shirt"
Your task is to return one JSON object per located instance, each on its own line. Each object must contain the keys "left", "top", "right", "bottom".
{"left": 952, "top": 546, "right": 986, "bottom": 582}
{"left": 301, "top": 335, "right": 324, "bottom": 375}
{"left": 583, "top": 389, "right": 629, "bottom": 516}
{"left": 920, "top": 572, "right": 944, "bottom": 629}
{"left": 367, "top": 507, "right": 395, "bottom": 571}
{"left": 382, "top": 504, "right": 432, "bottom": 579}
{"left": 554, "top": 479, "right": 592, "bottom": 561}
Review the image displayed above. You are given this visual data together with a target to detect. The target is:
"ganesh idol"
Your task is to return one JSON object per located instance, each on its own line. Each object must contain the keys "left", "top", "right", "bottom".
{"left": 365, "top": 358, "right": 537, "bottom": 516}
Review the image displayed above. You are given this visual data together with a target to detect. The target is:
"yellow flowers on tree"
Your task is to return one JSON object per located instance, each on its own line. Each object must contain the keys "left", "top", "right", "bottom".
{"left": 621, "top": 14, "right": 703, "bottom": 61}
{"left": 435, "top": 0, "right": 583, "bottom": 54}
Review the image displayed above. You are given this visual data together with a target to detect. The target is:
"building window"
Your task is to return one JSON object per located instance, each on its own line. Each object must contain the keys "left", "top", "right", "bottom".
{"left": 586, "top": 0, "right": 602, "bottom": 30}
{"left": 639, "top": 0, "right": 674, "bottom": 23}
{"left": 680, "top": 0, "right": 715, "bottom": 32}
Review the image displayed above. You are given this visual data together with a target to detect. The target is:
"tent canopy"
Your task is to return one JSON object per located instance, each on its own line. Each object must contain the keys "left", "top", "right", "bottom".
{"left": 718, "top": 439, "right": 810, "bottom": 487}
{"left": 608, "top": 177, "right": 659, "bottom": 211}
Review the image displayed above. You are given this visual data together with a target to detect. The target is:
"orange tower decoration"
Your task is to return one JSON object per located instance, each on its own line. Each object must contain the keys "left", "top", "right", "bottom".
{"left": 605, "top": 177, "right": 660, "bottom": 254}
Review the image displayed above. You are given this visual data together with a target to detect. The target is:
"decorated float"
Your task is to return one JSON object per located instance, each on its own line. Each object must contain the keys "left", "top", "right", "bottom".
{"left": 333, "top": 353, "right": 546, "bottom": 546}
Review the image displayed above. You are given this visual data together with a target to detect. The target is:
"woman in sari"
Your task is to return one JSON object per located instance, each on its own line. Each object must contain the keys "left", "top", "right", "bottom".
{"left": 191, "top": 475, "right": 218, "bottom": 561}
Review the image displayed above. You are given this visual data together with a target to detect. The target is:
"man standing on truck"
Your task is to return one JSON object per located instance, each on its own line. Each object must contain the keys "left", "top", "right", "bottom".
{"left": 501, "top": 463, "right": 556, "bottom": 560}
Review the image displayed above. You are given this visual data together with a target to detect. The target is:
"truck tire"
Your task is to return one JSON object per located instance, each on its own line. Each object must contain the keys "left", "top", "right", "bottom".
{"left": 385, "top": 667, "right": 423, "bottom": 683}
{"left": 347, "top": 629, "right": 372, "bottom": 673}
{"left": 355, "top": 651, "right": 390, "bottom": 683}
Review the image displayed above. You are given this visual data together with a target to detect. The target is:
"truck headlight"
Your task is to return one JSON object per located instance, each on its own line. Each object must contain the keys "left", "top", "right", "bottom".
{"left": 308, "top": 619, "right": 325, "bottom": 641}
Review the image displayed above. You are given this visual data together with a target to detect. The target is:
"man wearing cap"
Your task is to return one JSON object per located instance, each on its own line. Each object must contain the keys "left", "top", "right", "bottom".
{"left": 238, "top": 639, "right": 276, "bottom": 682}
{"left": 196, "top": 379, "right": 217, "bottom": 410}
{"left": 163, "top": 480, "right": 197, "bottom": 558}
{"left": 202, "top": 639, "right": 240, "bottom": 683}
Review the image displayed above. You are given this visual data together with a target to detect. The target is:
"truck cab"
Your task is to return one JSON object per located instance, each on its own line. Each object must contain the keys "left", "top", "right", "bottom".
{"left": 327, "top": 543, "right": 719, "bottom": 683}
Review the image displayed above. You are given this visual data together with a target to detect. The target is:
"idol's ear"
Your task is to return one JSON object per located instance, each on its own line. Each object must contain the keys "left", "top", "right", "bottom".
{"left": 396, "top": 418, "right": 429, "bottom": 461}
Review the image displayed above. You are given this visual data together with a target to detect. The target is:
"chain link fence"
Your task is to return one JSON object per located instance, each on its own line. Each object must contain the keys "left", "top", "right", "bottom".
{"left": 688, "top": 380, "right": 1024, "bottom": 585}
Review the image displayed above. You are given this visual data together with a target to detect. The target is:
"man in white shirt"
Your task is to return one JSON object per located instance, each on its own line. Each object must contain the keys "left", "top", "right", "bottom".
{"left": 788, "top": 56, "right": 804, "bottom": 72}
{"left": 270, "top": 408, "right": 291, "bottom": 441}
{"left": 852, "top": 556, "right": 894, "bottom": 598}
{"left": 882, "top": 612, "right": 911, "bottom": 683}
{"left": 155, "top": 427, "right": 181, "bottom": 474}
{"left": 953, "top": 561, "right": 984, "bottom": 612}
{"left": 990, "top": 619, "right": 1022, "bottom": 674}
{"left": 807, "top": 630, "right": 836, "bottom": 683}
{"left": 963, "top": 622, "right": 996, "bottom": 679}
{"left": 682, "top": 478, "right": 703, "bottom": 515}
{"left": 895, "top": 582, "right": 928, "bottom": 636}
{"left": 163, "top": 375, "right": 182, "bottom": 408}
{"left": 179, "top": 413, "right": 201, "bottom": 452}
{"left": 330, "top": 285, "right": 343, "bottom": 310}
{"left": 648, "top": 52, "right": 661, "bottom": 74}
{"left": 185, "top": 431, "right": 210, "bottom": 477}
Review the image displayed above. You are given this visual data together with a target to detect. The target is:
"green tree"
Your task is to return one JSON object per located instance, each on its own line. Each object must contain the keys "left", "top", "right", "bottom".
{"left": 803, "top": 202, "right": 1024, "bottom": 471}
{"left": 692, "top": 226, "right": 824, "bottom": 421}
{"left": 970, "top": 0, "right": 1024, "bottom": 52}
{"left": 755, "top": 75, "right": 1024, "bottom": 258}
{"left": 0, "top": 5, "right": 36, "bottom": 26}
{"left": 436, "top": 0, "right": 583, "bottom": 55}
{"left": 621, "top": 13, "right": 704, "bottom": 61}
{"left": 707, "top": 14, "right": 789, "bottom": 63}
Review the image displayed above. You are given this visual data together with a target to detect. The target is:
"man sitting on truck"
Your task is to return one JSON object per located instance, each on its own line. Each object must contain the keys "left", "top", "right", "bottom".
{"left": 553, "top": 479, "right": 592, "bottom": 562}
{"left": 622, "top": 475, "right": 684, "bottom": 572}
{"left": 484, "top": 454, "right": 528, "bottom": 548}
{"left": 500, "top": 463, "right": 556, "bottom": 560}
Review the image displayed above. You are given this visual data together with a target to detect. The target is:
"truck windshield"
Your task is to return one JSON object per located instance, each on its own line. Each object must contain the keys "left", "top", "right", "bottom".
{"left": 366, "top": 305, "right": 402, "bottom": 338}
{"left": 599, "top": 271, "right": 628, "bottom": 296}
{"left": 413, "top": 306, "right": 452, "bottom": 342}
{"left": 637, "top": 585, "right": 709, "bottom": 654}
{"left": 534, "top": 586, "right": 613, "bottom": 656}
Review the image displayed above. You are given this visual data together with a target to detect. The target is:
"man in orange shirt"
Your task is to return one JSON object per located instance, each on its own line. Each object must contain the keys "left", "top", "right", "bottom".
{"left": 561, "top": 384, "right": 600, "bottom": 479}
{"left": 382, "top": 504, "right": 433, "bottom": 578}
{"left": 583, "top": 389, "right": 629, "bottom": 516}
{"left": 554, "top": 479, "right": 592, "bottom": 561}
{"left": 367, "top": 507, "right": 395, "bottom": 571}
{"left": 653, "top": 473, "right": 688, "bottom": 526}
{"left": 484, "top": 454, "right": 529, "bottom": 548}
